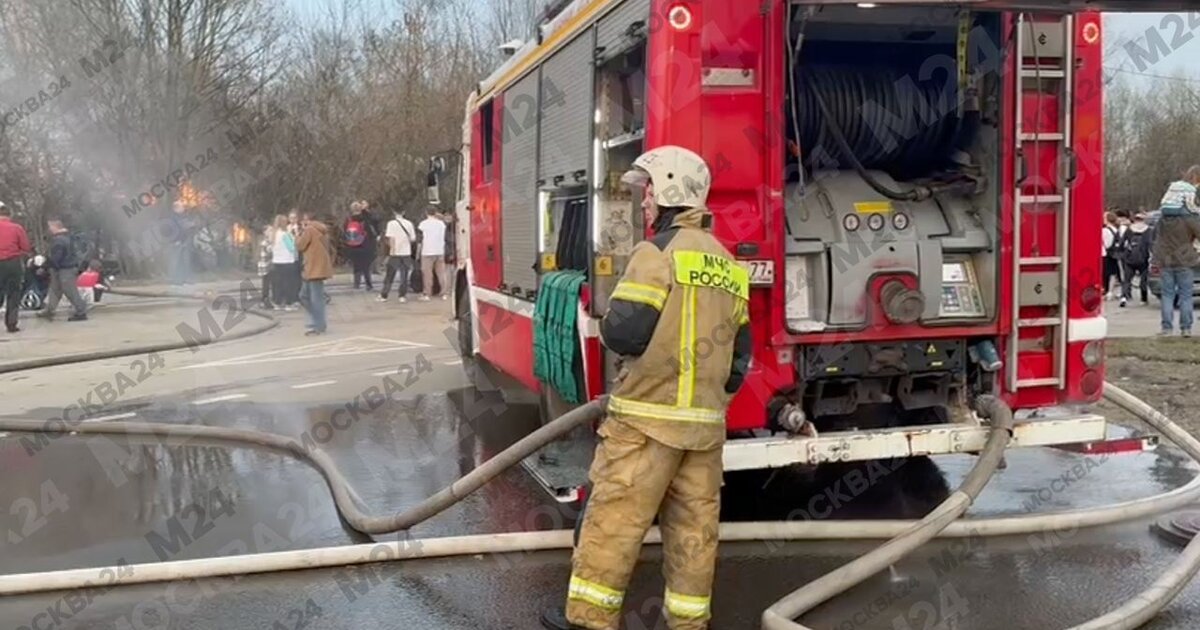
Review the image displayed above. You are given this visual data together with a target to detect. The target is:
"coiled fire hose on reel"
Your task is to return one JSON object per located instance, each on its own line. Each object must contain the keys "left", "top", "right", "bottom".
{"left": 0, "top": 385, "right": 1198, "bottom": 630}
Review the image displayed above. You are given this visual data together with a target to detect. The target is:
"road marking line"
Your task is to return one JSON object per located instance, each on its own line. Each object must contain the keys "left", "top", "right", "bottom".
{"left": 82, "top": 412, "right": 137, "bottom": 423}
{"left": 177, "top": 335, "right": 431, "bottom": 370}
{"left": 359, "top": 335, "right": 433, "bottom": 348}
{"left": 372, "top": 370, "right": 397, "bottom": 377}
{"left": 291, "top": 380, "right": 337, "bottom": 390}
{"left": 444, "top": 359, "right": 463, "bottom": 365}
{"left": 193, "top": 394, "right": 247, "bottom": 405}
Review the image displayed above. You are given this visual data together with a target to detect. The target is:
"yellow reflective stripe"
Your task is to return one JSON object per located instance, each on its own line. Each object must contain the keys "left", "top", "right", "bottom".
{"left": 676, "top": 285, "right": 697, "bottom": 407}
{"left": 569, "top": 575, "right": 624, "bottom": 611}
{"left": 608, "top": 396, "right": 725, "bottom": 424}
{"left": 611, "top": 281, "right": 668, "bottom": 310}
{"left": 736, "top": 298, "right": 750, "bottom": 326}
{"left": 665, "top": 590, "right": 711, "bottom": 619}
{"left": 673, "top": 250, "right": 750, "bottom": 300}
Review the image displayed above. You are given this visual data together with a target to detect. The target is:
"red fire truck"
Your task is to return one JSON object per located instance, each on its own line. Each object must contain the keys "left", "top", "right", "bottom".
{"left": 438, "top": 0, "right": 1190, "bottom": 501}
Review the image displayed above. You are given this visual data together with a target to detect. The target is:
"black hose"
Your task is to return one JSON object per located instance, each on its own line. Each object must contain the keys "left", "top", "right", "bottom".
{"left": 803, "top": 72, "right": 926, "bottom": 202}
{"left": 796, "top": 66, "right": 964, "bottom": 200}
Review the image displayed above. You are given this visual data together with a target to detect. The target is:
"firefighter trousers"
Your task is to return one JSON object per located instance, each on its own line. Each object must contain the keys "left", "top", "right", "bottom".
{"left": 566, "top": 419, "right": 723, "bottom": 630}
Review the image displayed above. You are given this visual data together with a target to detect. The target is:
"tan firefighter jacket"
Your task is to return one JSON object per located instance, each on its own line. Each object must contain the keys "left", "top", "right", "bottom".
{"left": 600, "top": 208, "right": 752, "bottom": 451}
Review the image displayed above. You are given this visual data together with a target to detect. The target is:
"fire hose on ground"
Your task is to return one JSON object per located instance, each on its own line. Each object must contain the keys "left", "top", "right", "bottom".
{"left": 0, "top": 384, "right": 1197, "bottom": 629}
{"left": 0, "top": 287, "right": 278, "bottom": 375}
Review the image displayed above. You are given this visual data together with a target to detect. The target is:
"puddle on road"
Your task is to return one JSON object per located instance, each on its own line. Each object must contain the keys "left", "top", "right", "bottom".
{"left": 0, "top": 388, "right": 569, "bottom": 575}
{"left": 4, "top": 389, "right": 1200, "bottom": 629}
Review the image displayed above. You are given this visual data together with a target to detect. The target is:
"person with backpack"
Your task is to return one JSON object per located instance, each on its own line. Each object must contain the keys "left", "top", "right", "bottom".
{"left": 343, "top": 201, "right": 379, "bottom": 291}
{"left": 1119, "top": 211, "right": 1152, "bottom": 307}
{"left": 37, "top": 219, "right": 89, "bottom": 322}
{"left": 379, "top": 207, "right": 417, "bottom": 303}
{"left": 1101, "top": 211, "right": 1124, "bottom": 300}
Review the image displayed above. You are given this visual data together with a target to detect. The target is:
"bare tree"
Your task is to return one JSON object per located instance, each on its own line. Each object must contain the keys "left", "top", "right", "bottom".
{"left": 0, "top": 0, "right": 528, "bottom": 276}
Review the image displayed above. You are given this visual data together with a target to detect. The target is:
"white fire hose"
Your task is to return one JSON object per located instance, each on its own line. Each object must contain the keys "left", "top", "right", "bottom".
{"left": 0, "top": 384, "right": 1197, "bottom": 630}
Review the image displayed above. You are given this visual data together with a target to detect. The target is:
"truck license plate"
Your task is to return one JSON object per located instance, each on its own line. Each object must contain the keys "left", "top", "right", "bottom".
{"left": 748, "top": 260, "right": 775, "bottom": 286}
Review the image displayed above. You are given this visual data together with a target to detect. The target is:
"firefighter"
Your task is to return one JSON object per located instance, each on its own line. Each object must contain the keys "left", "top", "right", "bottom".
{"left": 541, "top": 146, "right": 752, "bottom": 630}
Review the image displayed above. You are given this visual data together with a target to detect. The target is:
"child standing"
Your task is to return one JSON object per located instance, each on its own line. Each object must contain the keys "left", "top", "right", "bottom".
{"left": 75, "top": 260, "right": 107, "bottom": 305}
{"left": 258, "top": 224, "right": 274, "bottom": 309}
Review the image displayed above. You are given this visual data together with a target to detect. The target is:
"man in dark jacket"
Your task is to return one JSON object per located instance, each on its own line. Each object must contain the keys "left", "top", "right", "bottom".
{"left": 1152, "top": 198, "right": 1200, "bottom": 337}
{"left": 38, "top": 220, "right": 89, "bottom": 322}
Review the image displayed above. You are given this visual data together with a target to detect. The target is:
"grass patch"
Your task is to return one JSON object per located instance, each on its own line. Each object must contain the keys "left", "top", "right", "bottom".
{"left": 1107, "top": 337, "right": 1200, "bottom": 363}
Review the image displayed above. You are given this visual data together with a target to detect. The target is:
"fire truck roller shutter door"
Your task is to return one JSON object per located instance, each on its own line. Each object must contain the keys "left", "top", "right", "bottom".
{"left": 596, "top": 0, "right": 651, "bottom": 58}
{"left": 501, "top": 69, "right": 541, "bottom": 294}
{"left": 539, "top": 33, "right": 593, "bottom": 183}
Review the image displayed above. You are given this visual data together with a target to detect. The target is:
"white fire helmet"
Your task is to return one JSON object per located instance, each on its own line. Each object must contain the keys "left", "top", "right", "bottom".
{"left": 620, "top": 145, "right": 712, "bottom": 210}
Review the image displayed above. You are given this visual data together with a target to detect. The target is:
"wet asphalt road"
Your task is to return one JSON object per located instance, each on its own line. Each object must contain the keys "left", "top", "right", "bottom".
{"left": 3, "top": 295, "right": 1200, "bottom": 629}
{"left": 1, "top": 388, "right": 1200, "bottom": 630}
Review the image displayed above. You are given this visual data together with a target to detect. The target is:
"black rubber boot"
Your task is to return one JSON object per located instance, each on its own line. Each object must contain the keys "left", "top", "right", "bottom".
{"left": 540, "top": 607, "right": 586, "bottom": 630}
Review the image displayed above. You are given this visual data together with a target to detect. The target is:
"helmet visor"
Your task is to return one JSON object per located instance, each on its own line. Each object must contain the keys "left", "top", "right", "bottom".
{"left": 620, "top": 168, "right": 650, "bottom": 191}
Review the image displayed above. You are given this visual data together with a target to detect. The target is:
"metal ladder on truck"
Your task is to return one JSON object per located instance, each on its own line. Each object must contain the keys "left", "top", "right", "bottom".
{"left": 1008, "top": 13, "right": 1075, "bottom": 392}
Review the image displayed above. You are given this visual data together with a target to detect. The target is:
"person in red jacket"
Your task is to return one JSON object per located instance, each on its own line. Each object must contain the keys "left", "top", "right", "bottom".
{"left": 0, "top": 202, "right": 33, "bottom": 333}
{"left": 76, "top": 260, "right": 107, "bottom": 304}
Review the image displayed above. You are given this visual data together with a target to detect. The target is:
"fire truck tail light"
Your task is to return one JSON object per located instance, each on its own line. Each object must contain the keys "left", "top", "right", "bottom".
{"left": 667, "top": 4, "right": 693, "bottom": 31}
{"left": 1082, "top": 340, "right": 1104, "bottom": 367}
{"left": 1080, "top": 286, "right": 1102, "bottom": 314}
{"left": 1080, "top": 370, "right": 1103, "bottom": 398}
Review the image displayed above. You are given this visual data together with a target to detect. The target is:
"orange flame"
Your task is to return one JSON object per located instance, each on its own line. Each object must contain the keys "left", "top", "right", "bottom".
{"left": 179, "top": 182, "right": 204, "bottom": 209}
{"left": 231, "top": 223, "right": 251, "bottom": 246}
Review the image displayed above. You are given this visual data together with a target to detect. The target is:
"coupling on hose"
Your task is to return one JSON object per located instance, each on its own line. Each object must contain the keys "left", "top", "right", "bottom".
{"left": 972, "top": 394, "right": 1015, "bottom": 436}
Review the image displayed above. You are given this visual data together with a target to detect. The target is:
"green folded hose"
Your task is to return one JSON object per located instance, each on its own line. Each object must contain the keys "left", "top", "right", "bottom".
{"left": 533, "top": 271, "right": 587, "bottom": 404}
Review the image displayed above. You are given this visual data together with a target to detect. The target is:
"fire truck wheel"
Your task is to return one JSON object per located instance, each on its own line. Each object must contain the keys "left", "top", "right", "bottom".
{"left": 463, "top": 357, "right": 502, "bottom": 394}
{"left": 455, "top": 273, "right": 472, "bottom": 359}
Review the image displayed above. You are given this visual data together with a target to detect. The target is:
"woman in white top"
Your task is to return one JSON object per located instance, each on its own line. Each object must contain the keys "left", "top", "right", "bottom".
{"left": 271, "top": 214, "right": 300, "bottom": 309}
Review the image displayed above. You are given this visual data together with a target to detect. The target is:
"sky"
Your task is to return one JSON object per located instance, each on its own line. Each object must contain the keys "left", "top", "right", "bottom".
{"left": 1104, "top": 12, "right": 1200, "bottom": 85}
{"left": 274, "top": 3, "right": 1200, "bottom": 88}
{"left": 283, "top": 0, "right": 393, "bottom": 26}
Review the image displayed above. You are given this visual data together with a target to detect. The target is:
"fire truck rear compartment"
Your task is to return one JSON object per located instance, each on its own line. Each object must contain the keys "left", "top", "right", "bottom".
{"left": 780, "top": 7, "right": 1002, "bottom": 431}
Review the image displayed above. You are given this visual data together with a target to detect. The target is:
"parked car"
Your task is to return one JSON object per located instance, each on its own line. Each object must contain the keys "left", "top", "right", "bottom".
{"left": 1144, "top": 211, "right": 1200, "bottom": 303}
